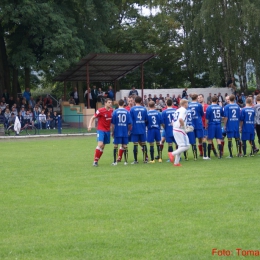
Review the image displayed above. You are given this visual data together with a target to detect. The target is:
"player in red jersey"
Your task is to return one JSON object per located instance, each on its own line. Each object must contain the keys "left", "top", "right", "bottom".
{"left": 88, "top": 98, "right": 113, "bottom": 166}
{"left": 198, "top": 94, "right": 218, "bottom": 158}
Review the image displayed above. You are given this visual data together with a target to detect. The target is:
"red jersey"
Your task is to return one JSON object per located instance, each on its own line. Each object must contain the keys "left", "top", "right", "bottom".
{"left": 94, "top": 107, "right": 113, "bottom": 131}
{"left": 162, "top": 105, "right": 178, "bottom": 111}
{"left": 125, "top": 106, "right": 131, "bottom": 112}
{"left": 202, "top": 103, "right": 209, "bottom": 127}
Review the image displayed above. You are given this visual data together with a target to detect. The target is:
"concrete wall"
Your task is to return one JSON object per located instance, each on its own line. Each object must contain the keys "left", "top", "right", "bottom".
{"left": 115, "top": 87, "right": 232, "bottom": 100}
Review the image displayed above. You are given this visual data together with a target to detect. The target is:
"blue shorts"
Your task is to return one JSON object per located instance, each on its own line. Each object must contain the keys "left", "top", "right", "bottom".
{"left": 161, "top": 129, "right": 165, "bottom": 138}
{"left": 166, "top": 135, "right": 176, "bottom": 144}
{"left": 194, "top": 129, "right": 204, "bottom": 139}
{"left": 97, "top": 130, "right": 110, "bottom": 144}
{"left": 227, "top": 131, "right": 240, "bottom": 139}
{"left": 187, "top": 132, "right": 196, "bottom": 145}
{"left": 147, "top": 128, "right": 161, "bottom": 143}
{"left": 203, "top": 128, "right": 208, "bottom": 137}
{"left": 208, "top": 125, "right": 222, "bottom": 140}
{"left": 131, "top": 133, "right": 146, "bottom": 143}
{"left": 241, "top": 132, "right": 255, "bottom": 141}
{"left": 113, "top": 137, "right": 129, "bottom": 145}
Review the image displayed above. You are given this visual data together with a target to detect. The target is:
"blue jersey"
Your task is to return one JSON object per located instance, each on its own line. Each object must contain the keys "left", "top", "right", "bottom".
{"left": 188, "top": 102, "right": 204, "bottom": 129}
{"left": 111, "top": 108, "right": 132, "bottom": 137}
{"left": 130, "top": 105, "right": 148, "bottom": 134}
{"left": 186, "top": 108, "right": 194, "bottom": 127}
{"left": 161, "top": 107, "right": 176, "bottom": 137}
{"left": 206, "top": 104, "right": 223, "bottom": 125}
{"left": 147, "top": 110, "right": 162, "bottom": 129}
{"left": 240, "top": 107, "right": 255, "bottom": 133}
{"left": 223, "top": 103, "right": 240, "bottom": 132}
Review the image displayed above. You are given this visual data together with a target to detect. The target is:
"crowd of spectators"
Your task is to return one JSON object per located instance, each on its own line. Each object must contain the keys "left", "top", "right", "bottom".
{"left": 122, "top": 88, "right": 260, "bottom": 112}
{"left": 0, "top": 89, "right": 58, "bottom": 130}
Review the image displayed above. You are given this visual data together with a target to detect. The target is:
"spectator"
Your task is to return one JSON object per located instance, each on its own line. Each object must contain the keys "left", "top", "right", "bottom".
{"left": 46, "top": 111, "right": 52, "bottom": 129}
{"left": 152, "top": 94, "right": 158, "bottom": 102}
{"left": 20, "top": 106, "right": 26, "bottom": 117}
{"left": 0, "top": 101, "right": 6, "bottom": 112}
{"left": 8, "top": 96, "right": 15, "bottom": 108}
{"left": 237, "top": 95, "right": 244, "bottom": 108}
{"left": 2, "top": 89, "right": 9, "bottom": 104}
{"left": 129, "top": 86, "right": 138, "bottom": 97}
{"left": 143, "top": 95, "right": 149, "bottom": 107}
{"left": 11, "top": 105, "right": 18, "bottom": 116}
{"left": 241, "top": 92, "right": 246, "bottom": 104}
{"left": 51, "top": 111, "right": 58, "bottom": 129}
{"left": 171, "top": 94, "right": 178, "bottom": 107}
{"left": 97, "top": 88, "right": 104, "bottom": 104}
{"left": 0, "top": 108, "right": 5, "bottom": 129}
{"left": 91, "top": 85, "right": 98, "bottom": 109}
{"left": 44, "top": 95, "right": 53, "bottom": 109}
{"left": 16, "top": 97, "right": 21, "bottom": 112}
{"left": 84, "top": 88, "right": 92, "bottom": 107}
{"left": 123, "top": 96, "right": 128, "bottom": 106}
{"left": 29, "top": 96, "right": 36, "bottom": 108}
{"left": 207, "top": 93, "right": 212, "bottom": 104}
{"left": 4, "top": 108, "right": 11, "bottom": 128}
{"left": 217, "top": 92, "right": 224, "bottom": 105}
{"left": 107, "top": 86, "right": 114, "bottom": 101}
{"left": 70, "top": 87, "right": 79, "bottom": 105}
{"left": 38, "top": 110, "right": 47, "bottom": 129}
{"left": 68, "top": 96, "right": 76, "bottom": 105}
{"left": 182, "top": 88, "right": 188, "bottom": 98}
{"left": 23, "top": 88, "right": 31, "bottom": 102}
{"left": 155, "top": 99, "right": 163, "bottom": 111}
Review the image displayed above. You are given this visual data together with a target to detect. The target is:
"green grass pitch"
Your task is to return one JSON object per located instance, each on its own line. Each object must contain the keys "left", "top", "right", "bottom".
{"left": 1, "top": 136, "right": 260, "bottom": 259}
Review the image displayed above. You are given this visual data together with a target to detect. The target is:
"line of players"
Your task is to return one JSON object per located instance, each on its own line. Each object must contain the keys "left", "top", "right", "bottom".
{"left": 88, "top": 93, "right": 260, "bottom": 166}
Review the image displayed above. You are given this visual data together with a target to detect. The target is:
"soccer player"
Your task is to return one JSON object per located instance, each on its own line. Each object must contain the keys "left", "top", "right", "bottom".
{"left": 205, "top": 96, "right": 224, "bottom": 159}
{"left": 168, "top": 99, "right": 190, "bottom": 166}
{"left": 161, "top": 99, "right": 177, "bottom": 161}
{"left": 111, "top": 99, "right": 132, "bottom": 165}
{"left": 223, "top": 94, "right": 241, "bottom": 158}
{"left": 88, "top": 98, "right": 113, "bottom": 166}
{"left": 130, "top": 96, "right": 148, "bottom": 164}
{"left": 188, "top": 94, "right": 204, "bottom": 160}
{"left": 254, "top": 95, "right": 260, "bottom": 148}
{"left": 184, "top": 106, "right": 197, "bottom": 160}
{"left": 117, "top": 95, "right": 134, "bottom": 162}
{"left": 240, "top": 98, "right": 258, "bottom": 156}
{"left": 147, "top": 101, "right": 163, "bottom": 163}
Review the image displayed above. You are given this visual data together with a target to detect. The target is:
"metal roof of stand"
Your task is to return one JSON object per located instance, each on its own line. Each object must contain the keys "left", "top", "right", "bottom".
{"left": 53, "top": 53, "right": 156, "bottom": 82}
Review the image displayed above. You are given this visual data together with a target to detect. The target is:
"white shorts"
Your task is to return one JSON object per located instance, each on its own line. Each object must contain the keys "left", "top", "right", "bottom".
{"left": 173, "top": 128, "right": 190, "bottom": 147}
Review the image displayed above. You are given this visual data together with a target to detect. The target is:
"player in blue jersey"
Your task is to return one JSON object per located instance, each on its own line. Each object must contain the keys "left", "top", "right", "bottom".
{"left": 240, "top": 98, "right": 258, "bottom": 156}
{"left": 130, "top": 96, "right": 148, "bottom": 164}
{"left": 188, "top": 94, "right": 204, "bottom": 157}
{"left": 184, "top": 107, "right": 197, "bottom": 161}
{"left": 146, "top": 101, "right": 163, "bottom": 163}
{"left": 161, "top": 99, "right": 177, "bottom": 161}
{"left": 205, "top": 96, "right": 224, "bottom": 159}
{"left": 111, "top": 99, "right": 132, "bottom": 165}
{"left": 223, "top": 94, "right": 241, "bottom": 158}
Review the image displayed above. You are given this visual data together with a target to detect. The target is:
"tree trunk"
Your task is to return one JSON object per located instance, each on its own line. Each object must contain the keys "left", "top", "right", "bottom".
{"left": 25, "top": 67, "right": 30, "bottom": 89}
{"left": 12, "top": 68, "right": 19, "bottom": 98}
{"left": 0, "top": 24, "right": 11, "bottom": 97}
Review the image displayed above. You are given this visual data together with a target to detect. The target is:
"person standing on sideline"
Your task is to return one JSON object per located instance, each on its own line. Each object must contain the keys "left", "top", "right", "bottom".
{"left": 129, "top": 86, "right": 139, "bottom": 97}
{"left": 168, "top": 99, "right": 190, "bottom": 166}
{"left": 23, "top": 88, "right": 31, "bottom": 102}
{"left": 254, "top": 95, "right": 260, "bottom": 148}
{"left": 88, "top": 99, "right": 113, "bottom": 166}
{"left": 205, "top": 96, "right": 224, "bottom": 159}
{"left": 111, "top": 99, "right": 132, "bottom": 165}
{"left": 91, "top": 85, "right": 98, "bottom": 109}
{"left": 182, "top": 88, "right": 188, "bottom": 98}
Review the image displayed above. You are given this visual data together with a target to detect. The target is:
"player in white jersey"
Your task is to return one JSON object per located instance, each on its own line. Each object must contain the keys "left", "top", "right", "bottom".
{"left": 168, "top": 99, "right": 190, "bottom": 166}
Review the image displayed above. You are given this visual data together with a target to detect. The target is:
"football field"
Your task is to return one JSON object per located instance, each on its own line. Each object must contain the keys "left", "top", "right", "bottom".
{"left": 1, "top": 136, "right": 260, "bottom": 259}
